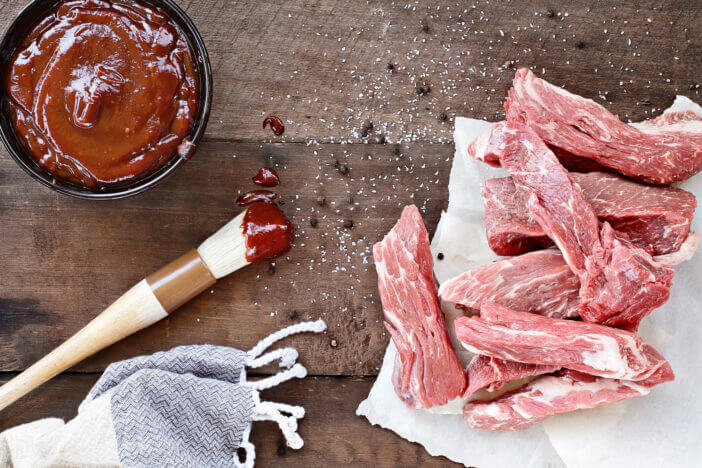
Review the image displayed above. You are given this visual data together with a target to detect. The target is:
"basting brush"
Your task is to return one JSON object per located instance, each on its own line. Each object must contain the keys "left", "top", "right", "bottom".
{"left": 0, "top": 202, "right": 294, "bottom": 412}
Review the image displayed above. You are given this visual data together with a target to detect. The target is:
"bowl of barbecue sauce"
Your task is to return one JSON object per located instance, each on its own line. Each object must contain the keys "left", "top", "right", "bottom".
{"left": 0, "top": 0, "right": 212, "bottom": 199}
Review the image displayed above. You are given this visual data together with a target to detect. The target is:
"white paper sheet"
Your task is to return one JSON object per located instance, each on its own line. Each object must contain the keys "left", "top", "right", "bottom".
{"left": 357, "top": 97, "right": 702, "bottom": 467}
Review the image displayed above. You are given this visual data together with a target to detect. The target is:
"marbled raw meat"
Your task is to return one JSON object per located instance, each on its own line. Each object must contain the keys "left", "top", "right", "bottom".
{"left": 438, "top": 249, "right": 581, "bottom": 319}
{"left": 455, "top": 302, "right": 669, "bottom": 381}
{"left": 481, "top": 177, "right": 553, "bottom": 256}
{"left": 373, "top": 205, "right": 465, "bottom": 408}
{"left": 463, "top": 365, "right": 675, "bottom": 431}
{"left": 463, "top": 355, "right": 559, "bottom": 398}
{"left": 483, "top": 172, "right": 697, "bottom": 256}
{"left": 469, "top": 121, "right": 674, "bottom": 329}
{"left": 503, "top": 68, "right": 702, "bottom": 184}
{"left": 440, "top": 233, "right": 697, "bottom": 320}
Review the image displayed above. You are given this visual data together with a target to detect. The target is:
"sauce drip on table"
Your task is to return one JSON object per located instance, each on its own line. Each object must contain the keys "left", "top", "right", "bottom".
{"left": 236, "top": 190, "right": 278, "bottom": 206}
{"left": 6, "top": 0, "right": 199, "bottom": 188}
{"left": 242, "top": 202, "right": 294, "bottom": 263}
{"left": 252, "top": 167, "right": 280, "bottom": 186}
{"left": 263, "top": 116, "right": 285, "bottom": 135}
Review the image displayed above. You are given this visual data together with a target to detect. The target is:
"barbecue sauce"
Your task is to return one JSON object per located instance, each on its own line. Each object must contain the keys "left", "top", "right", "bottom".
{"left": 242, "top": 202, "right": 294, "bottom": 263}
{"left": 236, "top": 190, "right": 278, "bottom": 206}
{"left": 6, "top": 0, "right": 199, "bottom": 188}
{"left": 263, "top": 116, "right": 285, "bottom": 135}
{"left": 252, "top": 167, "right": 280, "bottom": 186}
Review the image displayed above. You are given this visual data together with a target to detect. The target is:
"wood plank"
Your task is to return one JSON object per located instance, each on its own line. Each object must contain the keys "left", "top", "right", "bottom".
{"left": 0, "top": 0, "right": 699, "bottom": 143}
{"left": 0, "top": 140, "right": 452, "bottom": 374}
{"left": 0, "top": 373, "right": 460, "bottom": 467}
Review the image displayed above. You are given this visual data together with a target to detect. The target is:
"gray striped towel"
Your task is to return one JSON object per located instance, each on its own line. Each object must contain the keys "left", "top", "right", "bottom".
{"left": 0, "top": 320, "right": 327, "bottom": 468}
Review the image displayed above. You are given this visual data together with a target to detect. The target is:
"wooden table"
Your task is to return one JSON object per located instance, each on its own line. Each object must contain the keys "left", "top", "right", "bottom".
{"left": 0, "top": 0, "right": 699, "bottom": 465}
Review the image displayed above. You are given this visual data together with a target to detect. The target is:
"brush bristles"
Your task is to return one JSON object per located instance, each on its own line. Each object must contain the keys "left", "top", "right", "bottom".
{"left": 197, "top": 211, "right": 250, "bottom": 279}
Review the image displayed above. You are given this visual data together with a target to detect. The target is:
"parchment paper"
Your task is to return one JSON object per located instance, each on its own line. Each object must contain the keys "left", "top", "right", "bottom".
{"left": 357, "top": 97, "right": 702, "bottom": 467}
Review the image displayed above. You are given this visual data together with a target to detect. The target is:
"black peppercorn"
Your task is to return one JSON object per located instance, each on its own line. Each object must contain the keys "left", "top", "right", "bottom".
{"left": 437, "top": 253, "right": 444, "bottom": 260}
{"left": 438, "top": 113, "right": 447, "bottom": 121}
{"left": 267, "top": 265, "right": 275, "bottom": 275}
{"left": 339, "top": 164, "right": 349, "bottom": 175}
{"left": 343, "top": 220, "right": 354, "bottom": 229}
{"left": 387, "top": 63, "right": 394, "bottom": 71}
{"left": 361, "top": 130, "right": 368, "bottom": 138}
{"left": 310, "top": 218, "right": 318, "bottom": 227}
{"left": 575, "top": 41, "right": 584, "bottom": 48}
{"left": 288, "top": 309, "right": 298, "bottom": 319}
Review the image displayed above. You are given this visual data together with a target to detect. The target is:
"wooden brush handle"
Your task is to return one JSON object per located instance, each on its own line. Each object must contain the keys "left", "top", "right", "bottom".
{"left": 0, "top": 249, "right": 216, "bottom": 412}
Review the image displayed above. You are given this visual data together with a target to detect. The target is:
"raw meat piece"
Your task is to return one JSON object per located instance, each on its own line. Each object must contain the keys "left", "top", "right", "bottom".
{"left": 482, "top": 177, "right": 553, "bottom": 256}
{"left": 483, "top": 172, "right": 697, "bottom": 256}
{"left": 469, "top": 121, "right": 674, "bottom": 328}
{"left": 463, "top": 365, "right": 675, "bottom": 431}
{"left": 653, "top": 232, "right": 700, "bottom": 266}
{"left": 373, "top": 205, "right": 465, "bottom": 408}
{"left": 463, "top": 355, "right": 559, "bottom": 398}
{"left": 438, "top": 249, "right": 581, "bottom": 319}
{"left": 504, "top": 68, "right": 702, "bottom": 184}
{"left": 440, "top": 234, "right": 697, "bottom": 320}
{"left": 592, "top": 223, "right": 673, "bottom": 328}
{"left": 455, "top": 302, "right": 670, "bottom": 381}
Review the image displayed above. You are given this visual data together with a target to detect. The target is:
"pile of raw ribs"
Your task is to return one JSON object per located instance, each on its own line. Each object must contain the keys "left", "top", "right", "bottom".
{"left": 373, "top": 69, "right": 702, "bottom": 431}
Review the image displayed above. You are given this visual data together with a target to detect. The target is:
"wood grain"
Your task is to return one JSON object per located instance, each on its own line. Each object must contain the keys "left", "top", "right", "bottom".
{"left": 0, "top": 0, "right": 699, "bottom": 144}
{"left": 0, "top": 140, "right": 451, "bottom": 375}
{"left": 150, "top": 0, "right": 702, "bottom": 143}
{"left": 0, "top": 373, "right": 461, "bottom": 467}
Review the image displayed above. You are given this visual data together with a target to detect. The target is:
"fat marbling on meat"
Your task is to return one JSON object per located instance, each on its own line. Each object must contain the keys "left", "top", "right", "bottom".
{"left": 504, "top": 68, "right": 702, "bottom": 184}
{"left": 483, "top": 172, "right": 697, "bottom": 257}
{"left": 469, "top": 121, "right": 674, "bottom": 329}
{"left": 463, "top": 365, "right": 674, "bottom": 431}
{"left": 463, "top": 355, "right": 559, "bottom": 398}
{"left": 439, "top": 233, "right": 697, "bottom": 321}
{"left": 373, "top": 205, "right": 465, "bottom": 408}
{"left": 438, "top": 249, "right": 581, "bottom": 319}
{"left": 455, "top": 302, "right": 670, "bottom": 381}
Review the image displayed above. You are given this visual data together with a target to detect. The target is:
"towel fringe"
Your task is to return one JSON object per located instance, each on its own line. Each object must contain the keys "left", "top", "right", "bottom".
{"left": 247, "top": 347, "right": 298, "bottom": 369}
{"left": 234, "top": 320, "right": 326, "bottom": 468}
{"left": 246, "top": 319, "right": 327, "bottom": 359}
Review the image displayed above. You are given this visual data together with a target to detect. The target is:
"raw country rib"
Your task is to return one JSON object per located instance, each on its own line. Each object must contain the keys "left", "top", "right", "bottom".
{"left": 504, "top": 68, "right": 702, "bottom": 184}
{"left": 469, "top": 121, "right": 674, "bottom": 328}
{"left": 439, "top": 234, "right": 697, "bottom": 320}
{"left": 454, "top": 302, "right": 670, "bottom": 381}
{"left": 438, "top": 249, "right": 581, "bottom": 319}
{"left": 373, "top": 205, "right": 465, "bottom": 408}
{"left": 483, "top": 172, "right": 697, "bottom": 256}
{"left": 463, "top": 365, "right": 675, "bottom": 431}
{"left": 463, "top": 355, "right": 559, "bottom": 398}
